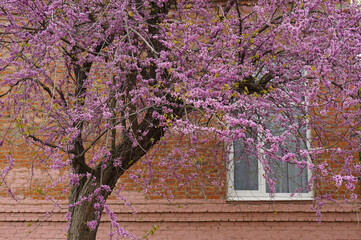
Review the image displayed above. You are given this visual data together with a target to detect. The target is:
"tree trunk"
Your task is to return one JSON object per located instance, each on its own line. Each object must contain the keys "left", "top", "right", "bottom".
{"left": 66, "top": 107, "right": 168, "bottom": 239}
{"left": 67, "top": 181, "right": 103, "bottom": 240}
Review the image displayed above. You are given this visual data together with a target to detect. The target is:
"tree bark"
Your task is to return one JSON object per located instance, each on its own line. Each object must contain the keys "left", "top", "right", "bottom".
{"left": 67, "top": 181, "right": 101, "bottom": 240}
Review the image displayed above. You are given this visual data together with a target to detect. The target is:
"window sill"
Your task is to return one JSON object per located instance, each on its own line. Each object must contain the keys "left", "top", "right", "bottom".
{"left": 227, "top": 191, "right": 314, "bottom": 201}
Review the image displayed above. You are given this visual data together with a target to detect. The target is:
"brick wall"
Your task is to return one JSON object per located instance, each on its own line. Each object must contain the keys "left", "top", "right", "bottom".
{"left": 0, "top": 196, "right": 360, "bottom": 239}
{"left": 0, "top": 132, "right": 360, "bottom": 239}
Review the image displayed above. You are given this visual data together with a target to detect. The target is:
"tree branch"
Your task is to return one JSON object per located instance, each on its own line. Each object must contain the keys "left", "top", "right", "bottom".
{"left": 28, "top": 134, "right": 61, "bottom": 149}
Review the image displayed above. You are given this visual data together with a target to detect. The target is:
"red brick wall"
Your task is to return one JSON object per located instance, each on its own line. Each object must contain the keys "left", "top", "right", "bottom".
{"left": 1, "top": 196, "right": 360, "bottom": 239}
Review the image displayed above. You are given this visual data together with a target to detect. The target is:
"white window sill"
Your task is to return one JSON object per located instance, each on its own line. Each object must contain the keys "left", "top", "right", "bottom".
{"left": 227, "top": 190, "right": 314, "bottom": 201}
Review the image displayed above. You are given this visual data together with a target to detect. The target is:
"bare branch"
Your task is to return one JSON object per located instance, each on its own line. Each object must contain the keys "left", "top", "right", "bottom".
{"left": 28, "top": 134, "right": 61, "bottom": 149}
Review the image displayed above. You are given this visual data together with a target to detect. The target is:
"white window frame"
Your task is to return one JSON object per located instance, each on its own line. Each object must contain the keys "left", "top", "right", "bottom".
{"left": 227, "top": 114, "right": 314, "bottom": 201}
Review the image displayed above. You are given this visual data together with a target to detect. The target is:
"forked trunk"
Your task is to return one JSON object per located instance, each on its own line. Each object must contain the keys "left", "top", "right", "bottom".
{"left": 66, "top": 109, "right": 166, "bottom": 239}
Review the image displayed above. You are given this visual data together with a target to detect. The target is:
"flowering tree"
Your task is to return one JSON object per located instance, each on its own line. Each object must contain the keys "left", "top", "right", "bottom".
{"left": 1, "top": 0, "right": 361, "bottom": 239}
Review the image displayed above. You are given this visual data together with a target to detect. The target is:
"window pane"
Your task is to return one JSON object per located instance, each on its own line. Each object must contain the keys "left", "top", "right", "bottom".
{"left": 233, "top": 107, "right": 309, "bottom": 194}
{"left": 233, "top": 135, "right": 258, "bottom": 190}
{"left": 265, "top": 109, "right": 309, "bottom": 193}
{"left": 266, "top": 159, "right": 308, "bottom": 193}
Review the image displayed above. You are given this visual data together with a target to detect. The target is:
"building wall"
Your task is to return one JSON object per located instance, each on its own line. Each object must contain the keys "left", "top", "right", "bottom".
{"left": 0, "top": 196, "right": 360, "bottom": 239}
{"left": 0, "top": 139, "right": 360, "bottom": 239}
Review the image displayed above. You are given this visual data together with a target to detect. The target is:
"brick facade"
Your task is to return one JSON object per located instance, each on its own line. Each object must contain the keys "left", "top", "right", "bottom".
{"left": 1, "top": 195, "right": 360, "bottom": 239}
{"left": 0, "top": 130, "right": 360, "bottom": 239}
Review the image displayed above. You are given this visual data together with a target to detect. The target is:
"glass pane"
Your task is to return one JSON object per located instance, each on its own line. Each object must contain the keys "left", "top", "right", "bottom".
{"left": 233, "top": 133, "right": 258, "bottom": 190}
{"left": 266, "top": 159, "right": 308, "bottom": 193}
{"left": 265, "top": 108, "right": 309, "bottom": 193}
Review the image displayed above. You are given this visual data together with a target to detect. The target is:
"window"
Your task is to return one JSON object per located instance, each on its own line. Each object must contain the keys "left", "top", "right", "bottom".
{"left": 227, "top": 107, "right": 313, "bottom": 201}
